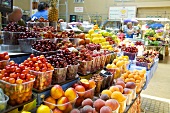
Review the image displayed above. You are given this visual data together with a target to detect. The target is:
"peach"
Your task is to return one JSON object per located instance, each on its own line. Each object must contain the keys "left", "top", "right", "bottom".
{"left": 84, "top": 90, "right": 93, "bottom": 99}
{"left": 126, "top": 82, "right": 136, "bottom": 89}
{"left": 101, "top": 90, "right": 112, "bottom": 98}
{"left": 116, "top": 78, "right": 124, "bottom": 82}
{"left": 75, "top": 85, "right": 85, "bottom": 97}
{"left": 100, "top": 106, "right": 112, "bottom": 113}
{"left": 105, "top": 99, "right": 119, "bottom": 111}
{"left": 82, "top": 105, "right": 94, "bottom": 113}
{"left": 44, "top": 96, "right": 56, "bottom": 110}
{"left": 75, "top": 97, "right": 84, "bottom": 107}
{"left": 100, "top": 94, "right": 110, "bottom": 101}
{"left": 93, "top": 99, "right": 105, "bottom": 112}
{"left": 80, "top": 79, "right": 89, "bottom": 89}
{"left": 51, "top": 85, "right": 64, "bottom": 99}
{"left": 123, "top": 88, "right": 132, "bottom": 94}
{"left": 82, "top": 98, "right": 93, "bottom": 107}
{"left": 70, "top": 109, "right": 80, "bottom": 113}
{"left": 109, "top": 86, "right": 119, "bottom": 92}
{"left": 65, "top": 88, "right": 77, "bottom": 102}
{"left": 116, "top": 81, "right": 126, "bottom": 88}
{"left": 115, "top": 85, "right": 124, "bottom": 93}
{"left": 72, "top": 83, "right": 79, "bottom": 89}
{"left": 53, "top": 108, "right": 63, "bottom": 113}
{"left": 63, "top": 103, "right": 73, "bottom": 113}
{"left": 57, "top": 97, "right": 69, "bottom": 111}
{"left": 89, "top": 79, "right": 96, "bottom": 89}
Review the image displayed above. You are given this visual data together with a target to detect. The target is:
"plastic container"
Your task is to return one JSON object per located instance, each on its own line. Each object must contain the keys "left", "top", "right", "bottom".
{"left": 105, "top": 54, "right": 111, "bottom": 65}
{"left": 95, "top": 56, "right": 101, "bottom": 70}
{"left": 0, "top": 94, "right": 9, "bottom": 112}
{"left": 30, "top": 70, "right": 53, "bottom": 91}
{"left": 78, "top": 60, "right": 92, "bottom": 75}
{"left": 130, "top": 87, "right": 137, "bottom": 100}
{"left": 32, "top": 48, "right": 56, "bottom": 56}
{"left": 136, "top": 81, "right": 142, "bottom": 94}
{"left": 18, "top": 38, "right": 37, "bottom": 53}
{"left": 100, "top": 55, "right": 106, "bottom": 69}
{"left": 67, "top": 64, "right": 79, "bottom": 80}
{"left": 136, "top": 61, "right": 152, "bottom": 70}
{"left": 91, "top": 57, "right": 97, "bottom": 73}
{"left": 112, "top": 104, "right": 120, "bottom": 113}
{"left": 123, "top": 92, "right": 133, "bottom": 105}
{"left": 42, "top": 38, "right": 56, "bottom": 43}
{"left": 94, "top": 78, "right": 103, "bottom": 96}
{"left": 76, "top": 86, "right": 95, "bottom": 100}
{"left": 100, "top": 71, "right": 113, "bottom": 89}
{"left": 0, "top": 79, "right": 34, "bottom": 106}
{"left": 44, "top": 94, "right": 78, "bottom": 112}
{"left": 0, "top": 45, "right": 21, "bottom": 52}
{"left": 27, "top": 22, "right": 49, "bottom": 28}
{"left": 118, "top": 98, "right": 127, "bottom": 113}
{"left": 0, "top": 59, "right": 9, "bottom": 69}
{"left": 69, "top": 38, "right": 79, "bottom": 46}
{"left": 2, "top": 31, "right": 23, "bottom": 45}
{"left": 52, "top": 67, "right": 67, "bottom": 84}
{"left": 123, "top": 52, "right": 136, "bottom": 60}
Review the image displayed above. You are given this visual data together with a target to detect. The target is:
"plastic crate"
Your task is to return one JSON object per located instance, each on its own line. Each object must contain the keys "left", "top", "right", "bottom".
{"left": 52, "top": 67, "right": 67, "bottom": 84}
{"left": 32, "top": 48, "right": 56, "bottom": 56}
{"left": 27, "top": 22, "right": 49, "bottom": 28}
{"left": 78, "top": 60, "right": 92, "bottom": 75}
{"left": 123, "top": 52, "right": 136, "bottom": 60}
{"left": 0, "top": 59, "right": 9, "bottom": 69}
{"left": 0, "top": 79, "right": 34, "bottom": 106}
{"left": 67, "top": 64, "right": 79, "bottom": 80}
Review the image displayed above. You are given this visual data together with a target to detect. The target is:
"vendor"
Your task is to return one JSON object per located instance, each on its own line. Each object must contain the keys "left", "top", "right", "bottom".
{"left": 7, "top": 6, "right": 26, "bottom": 26}
{"left": 31, "top": 2, "right": 49, "bottom": 20}
{"left": 125, "top": 22, "right": 135, "bottom": 38}
{"left": 117, "top": 29, "right": 125, "bottom": 41}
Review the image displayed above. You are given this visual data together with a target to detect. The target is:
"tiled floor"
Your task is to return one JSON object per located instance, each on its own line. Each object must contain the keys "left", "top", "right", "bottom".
{"left": 141, "top": 97, "right": 170, "bottom": 113}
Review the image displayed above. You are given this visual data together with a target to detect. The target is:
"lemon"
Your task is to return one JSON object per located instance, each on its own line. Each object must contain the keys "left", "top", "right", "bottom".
{"left": 36, "top": 105, "right": 51, "bottom": 113}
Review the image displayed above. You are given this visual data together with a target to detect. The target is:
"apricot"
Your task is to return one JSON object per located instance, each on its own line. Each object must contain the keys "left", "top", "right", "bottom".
{"left": 100, "top": 94, "right": 110, "bottom": 101}
{"left": 82, "top": 105, "right": 94, "bottom": 113}
{"left": 82, "top": 98, "right": 93, "bottom": 107}
{"left": 70, "top": 109, "right": 80, "bottom": 113}
{"left": 65, "top": 88, "right": 77, "bottom": 102}
{"left": 100, "top": 106, "right": 112, "bottom": 113}
{"left": 101, "top": 90, "right": 112, "bottom": 98}
{"left": 109, "top": 86, "right": 119, "bottom": 92}
{"left": 57, "top": 97, "right": 69, "bottom": 111}
{"left": 115, "top": 85, "right": 124, "bottom": 93}
{"left": 116, "top": 81, "right": 126, "bottom": 88}
{"left": 105, "top": 99, "right": 119, "bottom": 111}
{"left": 53, "top": 108, "right": 63, "bottom": 113}
{"left": 51, "top": 85, "right": 64, "bottom": 99}
{"left": 111, "top": 91, "right": 126, "bottom": 102}
{"left": 93, "top": 99, "right": 105, "bottom": 112}
{"left": 44, "top": 96, "right": 56, "bottom": 110}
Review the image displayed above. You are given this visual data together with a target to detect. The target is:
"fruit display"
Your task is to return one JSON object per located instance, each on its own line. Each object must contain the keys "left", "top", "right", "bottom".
{"left": 36, "top": 104, "right": 51, "bottom": 113}
{"left": 72, "top": 79, "right": 96, "bottom": 107}
{"left": 143, "top": 50, "right": 159, "bottom": 59}
{"left": 44, "top": 85, "right": 77, "bottom": 113}
{"left": 27, "top": 17, "right": 49, "bottom": 28}
{"left": 3, "top": 22, "right": 26, "bottom": 32}
{"left": 48, "top": 0, "right": 58, "bottom": 22}
{"left": 121, "top": 70, "right": 146, "bottom": 93}
{"left": 19, "top": 31, "right": 41, "bottom": 39}
{"left": 123, "top": 46, "right": 138, "bottom": 60}
{"left": 32, "top": 26, "right": 57, "bottom": 33}
{"left": 56, "top": 40, "right": 76, "bottom": 49}
{"left": 106, "top": 63, "right": 122, "bottom": 79}
{"left": 86, "top": 43, "right": 101, "bottom": 51}
{"left": 23, "top": 54, "right": 54, "bottom": 91}
{"left": 135, "top": 41, "right": 144, "bottom": 46}
{"left": 0, "top": 52, "right": 10, "bottom": 69}
{"left": 136, "top": 56, "right": 153, "bottom": 70}
{"left": 0, "top": 60, "right": 35, "bottom": 105}
{"left": 43, "top": 31, "right": 56, "bottom": 40}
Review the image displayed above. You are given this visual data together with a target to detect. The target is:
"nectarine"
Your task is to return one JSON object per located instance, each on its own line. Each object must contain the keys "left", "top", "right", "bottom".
{"left": 100, "top": 106, "right": 112, "bottom": 113}
{"left": 105, "top": 99, "right": 119, "bottom": 111}
{"left": 75, "top": 97, "right": 84, "bottom": 107}
{"left": 57, "top": 97, "right": 69, "bottom": 111}
{"left": 63, "top": 103, "right": 73, "bottom": 113}
{"left": 70, "top": 109, "right": 80, "bottom": 113}
{"left": 53, "top": 108, "right": 63, "bottom": 113}
{"left": 100, "top": 94, "right": 110, "bottom": 101}
{"left": 44, "top": 96, "right": 56, "bottom": 110}
{"left": 82, "top": 98, "right": 93, "bottom": 107}
{"left": 51, "top": 85, "right": 64, "bottom": 99}
{"left": 75, "top": 85, "right": 85, "bottom": 97}
{"left": 115, "top": 85, "right": 124, "bottom": 93}
{"left": 116, "top": 81, "right": 126, "bottom": 88}
{"left": 65, "top": 88, "right": 77, "bottom": 102}
{"left": 80, "top": 79, "right": 90, "bottom": 90}
{"left": 93, "top": 99, "right": 105, "bottom": 112}
{"left": 82, "top": 105, "right": 94, "bottom": 113}
{"left": 126, "top": 82, "right": 136, "bottom": 89}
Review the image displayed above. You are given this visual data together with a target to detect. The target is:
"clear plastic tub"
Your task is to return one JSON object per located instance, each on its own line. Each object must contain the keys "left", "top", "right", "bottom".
{"left": 94, "top": 79, "right": 103, "bottom": 96}
{"left": 27, "top": 22, "right": 49, "bottom": 28}
{"left": 123, "top": 52, "right": 136, "bottom": 60}
{"left": 42, "top": 38, "right": 56, "bottom": 43}
{"left": 105, "top": 54, "right": 111, "bottom": 65}
{"left": 0, "top": 94, "right": 9, "bottom": 112}
{"left": 52, "top": 67, "right": 67, "bottom": 84}
{"left": 32, "top": 48, "right": 57, "bottom": 56}
{"left": 78, "top": 60, "right": 92, "bottom": 75}
{"left": 100, "top": 55, "right": 106, "bottom": 69}
{"left": 44, "top": 94, "right": 78, "bottom": 111}
{"left": 123, "top": 92, "right": 133, "bottom": 105}
{"left": 18, "top": 38, "right": 37, "bottom": 53}
{"left": 136, "top": 61, "right": 152, "bottom": 70}
{"left": 0, "top": 79, "right": 34, "bottom": 106}
{"left": 95, "top": 56, "right": 101, "bottom": 70}
{"left": 2, "top": 31, "right": 23, "bottom": 45}
{"left": 69, "top": 38, "right": 79, "bottom": 46}
{"left": 118, "top": 98, "right": 127, "bottom": 113}
{"left": 112, "top": 104, "right": 120, "bottom": 113}
{"left": 67, "top": 64, "right": 79, "bottom": 80}
{"left": 136, "top": 81, "right": 142, "bottom": 94}
{"left": 0, "top": 45, "right": 21, "bottom": 52}
{"left": 0, "top": 59, "right": 9, "bottom": 69}
{"left": 91, "top": 57, "right": 97, "bottom": 73}
{"left": 130, "top": 87, "right": 137, "bottom": 100}
{"left": 76, "top": 86, "right": 95, "bottom": 99}
{"left": 30, "top": 70, "right": 53, "bottom": 91}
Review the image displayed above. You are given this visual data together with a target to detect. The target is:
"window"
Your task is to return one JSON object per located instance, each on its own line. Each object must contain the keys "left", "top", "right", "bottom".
{"left": 74, "top": 0, "right": 84, "bottom": 3}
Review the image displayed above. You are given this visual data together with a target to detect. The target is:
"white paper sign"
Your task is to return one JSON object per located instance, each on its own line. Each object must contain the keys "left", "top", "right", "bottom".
{"left": 74, "top": 7, "right": 84, "bottom": 12}
{"left": 109, "top": 6, "right": 136, "bottom": 19}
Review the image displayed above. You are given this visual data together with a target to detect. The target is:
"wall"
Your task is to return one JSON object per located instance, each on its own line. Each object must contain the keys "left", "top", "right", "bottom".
{"left": 13, "top": 0, "right": 30, "bottom": 11}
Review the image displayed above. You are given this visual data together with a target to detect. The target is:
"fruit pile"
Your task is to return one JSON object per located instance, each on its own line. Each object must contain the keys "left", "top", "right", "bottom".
{"left": 32, "top": 26, "right": 57, "bottom": 32}
{"left": 19, "top": 31, "right": 41, "bottom": 39}
{"left": 121, "top": 70, "right": 146, "bottom": 93}
{"left": 43, "top": 31, "right": 56, "bottom": 39}
{"left": 86, "top": 43, "right": 101, "bottom": 51}
{"left": 22, "top": 54, "right": 54, "bottom": 90}
{"left": 3, "top": 22, "right": 27, "bottom": 32}
{"left": 123, "top": 46, "right": 138, "bottom": 60}
{"left": 56, "top": 40, "right": 76, "bottom": 49}
{"left": 44, "top": 85, "right": 77, "bottom": 113}
{"left": 143, "top": 50, "right": 159, "bottom": 59}
{"left": 136, "top": 56, "right": 153, "bottom": 70}
{"left": 72, "top": 79, "right": 96, "bottom": 107}
{"left": 0, "top": 60, "right": 35, "bottom": 105}
{"left": 135, "top": 41, "right": 143, "bottom": 46}
{"left": 0, "top": 52, "right": 10, "bottom": 69}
